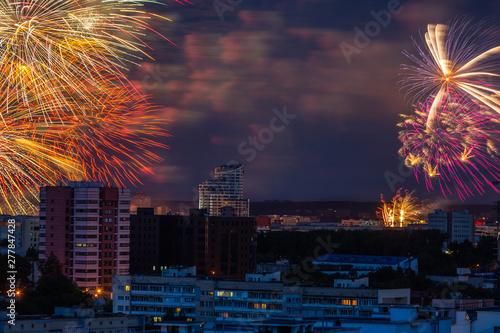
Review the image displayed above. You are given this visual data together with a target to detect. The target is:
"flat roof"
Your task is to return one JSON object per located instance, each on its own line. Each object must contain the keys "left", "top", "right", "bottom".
{"left": 315, "top": 254, "right": 412, "bottom": 265}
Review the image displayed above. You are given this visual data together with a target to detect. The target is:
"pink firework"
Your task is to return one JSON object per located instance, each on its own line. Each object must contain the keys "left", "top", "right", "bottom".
{"left": 398, "top": 92, "right": 500, "bottom": 200}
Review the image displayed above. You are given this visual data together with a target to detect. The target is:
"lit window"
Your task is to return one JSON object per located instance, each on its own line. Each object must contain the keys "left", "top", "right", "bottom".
{"left": 216, "top": 291, "right": 233, "bottom": 297}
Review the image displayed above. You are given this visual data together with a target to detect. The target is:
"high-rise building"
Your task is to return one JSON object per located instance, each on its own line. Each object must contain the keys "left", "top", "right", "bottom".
{"left": 199, "top": 164, "right": 250, "bottom": 217}
{"left": 428, "top": 209, "right": 474, "bottom": 244}
{"left": 39, "top": 182, "right": 130, "bottom": 293}
{"left": 130, "top": 208, "right": 257, "bottom": 279}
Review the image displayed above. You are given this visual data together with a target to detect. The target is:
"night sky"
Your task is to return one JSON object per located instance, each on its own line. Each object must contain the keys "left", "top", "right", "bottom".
{"left": 129, "top": 0, "right": 500, "bottom": 204}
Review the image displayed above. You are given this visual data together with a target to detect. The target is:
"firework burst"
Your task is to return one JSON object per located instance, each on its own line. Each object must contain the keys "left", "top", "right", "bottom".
{"left": 0, "top": 101, "right": 81, "bottom": 214}
{"left": 379, "top": 188, "right": 421, "bottom": 228}
{"left": 0, "top": 86, "right": 169, "bottom": 214}
{"left": 0, "top": 0, "right": 176, "bottom": 118}
{"left": 66, "top": 85, "right": 169, "bottom": 187}
{"left": 0, "top": 0, "right": 178, "bottom": 213}
{"left": 401, "top": 18, "right": 500, "bottom": 129}
{"left": 398, "top": 92, "right": 500, "bottom": 200}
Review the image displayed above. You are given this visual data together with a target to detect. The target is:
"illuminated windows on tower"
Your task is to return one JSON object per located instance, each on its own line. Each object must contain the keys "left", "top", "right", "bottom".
{"left": 199, "top": 164, "right": 250, "bottom": 217}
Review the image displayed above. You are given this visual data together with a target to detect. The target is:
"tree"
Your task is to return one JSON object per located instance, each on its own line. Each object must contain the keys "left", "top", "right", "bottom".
{"left": 368, "top": 267, "right": 410, "bottom": 289}
{"left": 25, "top": 247, "right": 38, "bottom": 261}
{"left": 17, "top": 254, "right": 93, "bottom": 315}
{"left": 39, "top": 252, "right": 63, "bottom": 277}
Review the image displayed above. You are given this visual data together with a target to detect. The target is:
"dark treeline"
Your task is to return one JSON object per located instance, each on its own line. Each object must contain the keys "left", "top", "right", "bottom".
{"left": 257, "top": 230, "right": 496, "bottom": 275}
{"left": 1, "top": 253, "right": 94, "bottom": 315}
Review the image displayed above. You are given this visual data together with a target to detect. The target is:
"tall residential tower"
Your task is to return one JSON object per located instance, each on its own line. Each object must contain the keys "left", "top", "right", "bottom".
{"left": 199, "top": 164, "right": 249, "bottom": 217}
{"left": 39, "top": 182, "right": 130, "bottom": 293}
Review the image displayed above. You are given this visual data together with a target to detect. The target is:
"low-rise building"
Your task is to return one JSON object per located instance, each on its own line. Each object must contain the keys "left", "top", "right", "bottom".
{"left": 428, "top": 210, "right": 474, "bottom": 244}
{"left": 338, "top": 305, "right": 451, "bottom": 333}
{"left": 113, "top": 273, "right": 410, "bottom": 323}
{"left": 245, "top": 271, "right": 281, "bottom": 282}
{"left": 334, "top": 277, "right": 369, "bottom": 288}
{"left": 475, "top": 221, "right": 498, "bottom": 239}
{"left": 340, "top": 220, "right": 382, "bottom": 227}
{"left": 313, "top": 254, "right": 418, "bottom": 275}
{"left": 0, "top": 307, "right": 144, "bottom": 333}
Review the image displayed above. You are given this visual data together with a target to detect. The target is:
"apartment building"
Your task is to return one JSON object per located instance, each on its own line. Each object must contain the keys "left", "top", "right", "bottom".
{"left": 39, "top": 182, "right": 130, "bottom": 293}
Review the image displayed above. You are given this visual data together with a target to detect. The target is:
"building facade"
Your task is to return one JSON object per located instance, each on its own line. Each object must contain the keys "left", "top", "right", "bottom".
{"left": 130, "top": 208, "right": 257, "bottom": 279}
{"left": 0, "top": 307, "right": 144, "bottom": 333}
{"left": 113, "top": 273, "right": 410, "bottom": 323}
{"left": 475, "top": 221, "right": 498, "bottom": 239}
{"left": 39, "top": 182, "right": 130, "bottom": 293}
{"left": 0, "top": 215, "right": 39, "bottom": 255}
{"left": 428, "top": 210, "right": 474, "bottom": 244}
{"left": 199, "top": 164, "right": 250, "bottom": 217}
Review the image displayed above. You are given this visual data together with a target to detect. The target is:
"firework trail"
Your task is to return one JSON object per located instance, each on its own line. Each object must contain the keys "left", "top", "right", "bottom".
{"left": 401, "top": 18, "right": 500, "bottom": 129}
{"left": 379, "top": 188, "right": 421, "bottom": 227}
{"left": 0, "top": 0, "right": 178, "bottom": 213}
{"left": 66, "top": 85, "right": 169, "bottom": 188}
{"left": 0, "top": 0, "right": 177, "bottom": 118}
{"left": 0, "top": 85, "right": 169, "bottom": 214}
{"left": 398, "top": 91, "right": 500, "bottom": 200}
{"left": 0, "top": 99, "right": 81, "bottom": 214}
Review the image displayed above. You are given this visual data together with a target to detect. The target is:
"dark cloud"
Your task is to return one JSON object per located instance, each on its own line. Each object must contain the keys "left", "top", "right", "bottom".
{"left": 131, "top": 0, "right": 500, "bottom": 204}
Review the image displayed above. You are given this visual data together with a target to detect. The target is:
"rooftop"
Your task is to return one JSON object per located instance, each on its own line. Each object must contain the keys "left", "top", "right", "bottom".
{"left": 315, "top": 254, "right": 413, "bottom": 265}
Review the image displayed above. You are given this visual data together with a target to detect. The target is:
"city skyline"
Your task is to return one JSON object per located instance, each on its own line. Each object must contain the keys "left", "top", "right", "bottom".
{"left": 4, "top": 1, "right": 500, "bottom": 330}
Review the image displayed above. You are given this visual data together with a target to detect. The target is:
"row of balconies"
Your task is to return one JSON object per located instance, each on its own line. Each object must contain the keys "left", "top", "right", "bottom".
{"left": 239, "top": 297, "right": 282, "bottom": 303}
{"left": 213, "top": 306, "right": 282, "bottom": 313}
{"left": 132, "top": 300, "right": 196, "bottom": 307}
{"left": 131, "top": 310, "right": 197, "bottom": 318}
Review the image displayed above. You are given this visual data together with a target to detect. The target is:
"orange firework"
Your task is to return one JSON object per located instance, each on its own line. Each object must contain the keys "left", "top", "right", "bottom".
{"left": 66, "top": 85, "right": 169, "bottom": 187}
{"left": 0, "top": 0, "right": 176, "bottom": 118}
{"left": 0, "top": 0, "right": 177, "bottom": 213}
{"left": 0, "top": 86, "right": 169, "bottom": 214}
{"left": 0, "top": 98, "right": 81, "bottom": 214}
{"left": 379, "top": 189, "right": 421, "bottom": 228}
